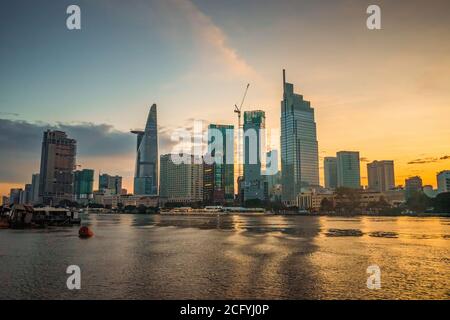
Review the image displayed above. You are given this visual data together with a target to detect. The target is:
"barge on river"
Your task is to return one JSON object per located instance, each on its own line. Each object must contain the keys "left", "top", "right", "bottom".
{"left": 0, "top": 205, "right": 81, "bottom": 229}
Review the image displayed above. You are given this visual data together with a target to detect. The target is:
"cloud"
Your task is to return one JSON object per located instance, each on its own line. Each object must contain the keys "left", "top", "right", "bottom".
{"left": 360, "top": 157, "right": 370, "bottom": 162}
{"left": 0, "top": 112, "right": 19, "bottom": 117}
{"left": 171, "top": 0, "right": 254, "bottom": 77}
{"left": 0, "top": 119, "right": 175, "bottom": 185}
{"left": 407, "top": 157, "right": 438, "bottom": 165}
{"left": 407, "top": 155, "right": 450, "bottom": 165}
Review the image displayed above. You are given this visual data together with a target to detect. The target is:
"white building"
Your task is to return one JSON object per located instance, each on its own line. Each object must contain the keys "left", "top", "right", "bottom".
{"left": 437, "top": 170, "right": 450, "bottom": 194}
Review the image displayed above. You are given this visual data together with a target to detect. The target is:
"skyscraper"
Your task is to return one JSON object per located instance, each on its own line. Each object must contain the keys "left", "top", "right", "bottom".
{"left": 31, "top": 173, "right": 40, "bottom": 204}
{"left": 336, "top": 151, "right": 361, "bottom": 189}
{"left": 367, "top": 160, "right": 395, "bottom": 192}
{"left": 207, "top": 124, "right": 234, "bottom": 203}
{"left": 159, "top": 154, "right": 203, "bottom": 204}
{"left": 74, "top": 169, "right": 94, "bottom": 203}
{"left": 9, "top": 188, "right": 23, "bottom": 205}
{"left": 243, "top": 110, "right": 265, "bottom": 201}
{"left": 437, "top": 170, "right": 450, "bottom": 194}
{"left": 39, "top": 130, "right": 77, "bottom": 205}
{"left": 324, "top": 157, "right": 337, "bottom": 189}
{"left": 23, "top": 184, "right": 32, "bottom": 204}
{"left": 132, "top": 104, "right": 158, "bottom": 195}
{"left": 99, "top": 173, "right": 122, "bottom": 195}
{"left": 281, "top": 70, "right": 319, "bottom": 205}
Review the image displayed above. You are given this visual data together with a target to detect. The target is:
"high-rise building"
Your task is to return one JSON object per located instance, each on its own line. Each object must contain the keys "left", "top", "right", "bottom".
{"left": 31, "top": 173, "right": 40, "bottom": 204}
{"left": 39, "top": 130, "right": 76, "bottom": 205}
{"left": 202, "top": 160, "right": 215, "bottom": 204}
{"left": 405, "top": 176, "right": 423, "bottom": 199}
{"left": 437, "top": 170, "right": 450, "bottom": 194}
{"left": 1, "top": 196, "right": 9, "bottom": 206}
{"left": 324, "top": 157, "right": 337, "bottom": 189}
{"left": 23, "top": 184, "right": 32, "bottom": 204}
{"left": 264, "top": 150, "right": 281, "bottom": 202}
{"left": 367, "top": 160, "right": 395, "bottom": 192}
{"left": 132, "top": 104, "right": 158, "bottom": 196}
{"left": 159, "top": 154, "right": 203, "bottom": 204}
{"left": 9, "top": 188, "right": 23, "bottom": 205}
{"left": 99, "top": 173, "right": 122, "bottom": 195}
{"left": 207, "top": 124, "right": 234, "bottom": 203}
{"left": 74, "top": 169, "right": 94, "bottom": 203}
{"left": 243, "top": 110, "right": 265, "bottom": 201}
{"left": 336, "top": 151, "right": 361, "bottom": 189}
{"left": 281, "top": 70, "right": 319, "bottom": 205}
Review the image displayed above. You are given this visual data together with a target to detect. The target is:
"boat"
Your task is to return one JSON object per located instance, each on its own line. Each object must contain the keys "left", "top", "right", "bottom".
{"left": 8, "top": 204, "right": 35, "bottom": 228}
{"left": 32, "top": 207, "right": 81, "bottom": 226}
{"left": 2, "top": 205, "right": 81, "bottom": 229}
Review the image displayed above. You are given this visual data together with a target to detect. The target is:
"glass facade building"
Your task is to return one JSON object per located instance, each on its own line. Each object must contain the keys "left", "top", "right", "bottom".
{"left": 74, "top": 169, "right": 94, "bottom": 201}
{"left": 281, "top": 70, "right": 319, "bottom": 205}
{"left": 324, "top": 157, "right": 338, "bottom": 189}
{"left": 336, "top": 151, "right": 361, "bottom": 189}
{"left": 132, "top": 104, "right": 158, "bottom": 195}
{"left": 99, "top": 173, "right": 122, "bottom": 195}
{"left": 243, "top": 110, "right": 266, "bottom": 201}
{"left": 207, "top": 124, "right": 234, "bottom": 203}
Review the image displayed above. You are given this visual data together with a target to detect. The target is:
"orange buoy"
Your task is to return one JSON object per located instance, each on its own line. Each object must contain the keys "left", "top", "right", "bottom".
{"left": 79, "top": 226, "right": 94, "bottom": 238}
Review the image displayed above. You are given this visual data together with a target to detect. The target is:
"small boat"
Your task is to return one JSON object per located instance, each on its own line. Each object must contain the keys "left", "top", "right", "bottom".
{"left": 79, "top": 226, "right": 94, "bottom": 238}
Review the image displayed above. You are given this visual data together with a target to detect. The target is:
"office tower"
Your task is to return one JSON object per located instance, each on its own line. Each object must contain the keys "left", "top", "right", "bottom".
{"left": 99, "top": 173, "right": 122, "bottom": 195}
{"left": 336, "top": 151, "right": 361, "bottom": 189}
{"left": 74, "top": 169, "right": 94, "bottom": 202}
{"left": 281, "top": 70, "right": 319, "bottom": 205}
{"left": 23, "top": 184, "right": 32, "bottom": 204}
{"left": 324, "top": 157, "right": 337, "bottom": 189}
{"left": 159, "top": 154, "right": 203, "bottom": 203}
{"left": 367, "top": 160, "right": 395, "bottom": 192}
{"left": 243, "top": 110, "right": 265, "bottom": 201}
{"left": 9, "top": 188, "right": 23, "bottom": 205}
{"left": 207, "top": 124, "right": 234, "bottom": 203}
{"left": 203, "top": 160, "right": 215, "bottom": 204}
{"left": 405, "top": 176, "right": 423, "bottom": 199}
{"left": 30, "top": 173, "right": 40, "bottom": 204}
{"left": 265, "top": 150, "right": 281, "bottom": 201}
{"left": 39, "top": 130, "right": 77, "bottom": 205}
{"left": 132, "top": 104, "right": 158, "bottom": 195}
{"left": 437, "top": 170, "right": 450, "bottom": 194}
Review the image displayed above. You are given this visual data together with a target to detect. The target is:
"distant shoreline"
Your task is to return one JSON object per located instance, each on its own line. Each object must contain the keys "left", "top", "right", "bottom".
{"left": 117, "top": 211, "right": 450, "bottom": 218}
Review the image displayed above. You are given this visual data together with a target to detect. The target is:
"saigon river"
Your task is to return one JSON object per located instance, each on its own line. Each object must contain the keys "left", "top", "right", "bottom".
{"left": 0, "top": 214, "right": 449, "bottom": 299}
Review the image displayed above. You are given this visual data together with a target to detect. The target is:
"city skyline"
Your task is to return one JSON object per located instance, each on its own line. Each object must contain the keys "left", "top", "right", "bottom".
{"left": 1, "top": 0, "right": 450, "bottom": 196}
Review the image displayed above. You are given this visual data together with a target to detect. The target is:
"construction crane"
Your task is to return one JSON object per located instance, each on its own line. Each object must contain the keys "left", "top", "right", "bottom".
{"left": 234, "top": 83, "right": 250, "bottom": 180}
{"left": 234, "top": 83, "right": 250, "bottom": 130}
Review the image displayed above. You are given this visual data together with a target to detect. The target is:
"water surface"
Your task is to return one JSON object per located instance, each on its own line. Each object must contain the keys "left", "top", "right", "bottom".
{"left": 0, "top": 214, "right": 448, "bottom": 299}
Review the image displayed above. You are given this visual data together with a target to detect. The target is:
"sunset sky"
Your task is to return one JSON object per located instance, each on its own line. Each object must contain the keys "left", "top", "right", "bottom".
{"left": 1, "top": 0, "right": 449, "bottom": 197}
